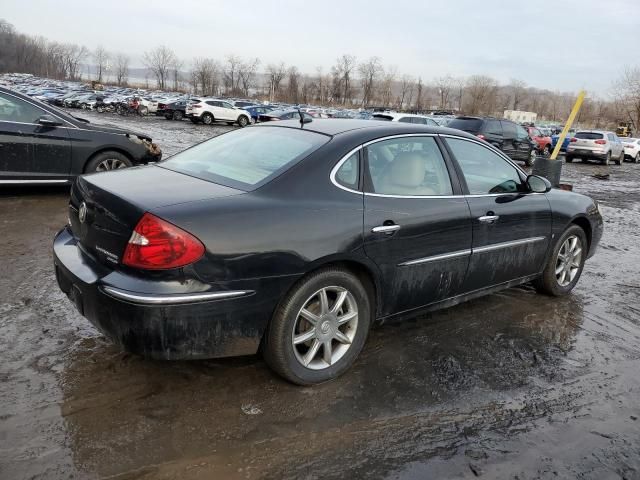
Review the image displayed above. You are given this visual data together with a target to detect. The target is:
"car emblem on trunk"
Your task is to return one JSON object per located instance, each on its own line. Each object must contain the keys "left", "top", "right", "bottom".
{"left": 78, "top": 202, "right": 87, "bottom": 223}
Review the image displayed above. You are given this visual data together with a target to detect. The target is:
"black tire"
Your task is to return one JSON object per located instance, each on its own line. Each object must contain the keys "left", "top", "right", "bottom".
{"left": 524, "top": 150, "right": 535, "bottom": 167}
{"left": 263, "top": 268, "right": 372, "bottom": 385}
{"left": 96, "top": 105, "right": 104, "bottom": 113}
{"left": 533, "top": 225, "right": 588, "bottom": 296}
{"left": 164, "top": 112, "right": 173, "bottom": 120}
{"left": 237, "top": 115, "right": 249, "bottom": 127}
{"left": 138, "top": 106, "right": 149, "bottom": 116}
{"left": 542, "top": 145, "right": 551, "bottom": 156}
{"left": 84, "top": 151, "right": 132, "bottom": 173}
{"left": 565, "top": 155, "right": 573, "bottom": 163}
{"left": 190, "top": 117, "right": 200, "bottom": 124}
{"left": 603, "top": 152, "right": 611, "bottom": 165}
{"left": 201, "top": 112, "right": 214, "bottom": 125}
{"left": 635, "top": 153, "right": 640, "bottom": 164}
{"left": 173, "top": 110, "right": 183, "bottom": 121}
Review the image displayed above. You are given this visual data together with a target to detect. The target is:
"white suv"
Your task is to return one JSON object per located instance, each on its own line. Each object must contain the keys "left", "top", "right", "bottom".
{"left": 186, "top": 98, "right": 251, "bottom": 127}
{"left": 622, "top": 137, "right": 640, "bottom": 163}
{"left": 566, "top": 130, "right": 625, "bottom": 165}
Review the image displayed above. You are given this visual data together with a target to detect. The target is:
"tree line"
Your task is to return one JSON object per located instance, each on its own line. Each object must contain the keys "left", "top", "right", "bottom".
{"left": 1, "top": 18, "right": 638, "bottom": 129}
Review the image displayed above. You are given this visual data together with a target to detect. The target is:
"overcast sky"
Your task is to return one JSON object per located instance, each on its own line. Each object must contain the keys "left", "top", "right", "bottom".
{"left": 3, "top": 0, "right": 639, "bottom": 95}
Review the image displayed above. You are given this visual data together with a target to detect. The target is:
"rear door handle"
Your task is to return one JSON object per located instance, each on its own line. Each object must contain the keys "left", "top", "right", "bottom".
{"left": 478, "top": 215, "right": 500, "bottom": 224}
{"left": 372, "top": 224, "right": 401, "bottom": 234}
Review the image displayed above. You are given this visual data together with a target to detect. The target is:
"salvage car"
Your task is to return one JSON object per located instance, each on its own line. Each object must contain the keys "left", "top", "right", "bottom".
{"left": 527, "top": 126, "right": 552, "bottom": 155}
{"left": 448, "top": 116, "right": 537, "bottom": 166}
{"left": 53, "top": 120, "right": 602, "bottom": 385}
{"left": 0, "top": 86, "right": 161, "bottom": 184}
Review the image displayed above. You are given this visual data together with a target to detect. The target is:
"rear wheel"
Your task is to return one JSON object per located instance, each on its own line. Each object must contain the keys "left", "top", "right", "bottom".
{"left": 635, "top": 153, "right": 640, "bottom": 164}
{"left": 603, "top": 152, "right": 611, "bottom": 165}
{"left": 164, "top": 112, "right": 173, "bottom": 120}
{"left": 138, "top": 106, "right": 149, "bottom": 116}
{"left": 615, "top": 150, "right": 623, "bottom": 165}
{"left": 542, "top": 145, "right": 551, "bottom": 156}
{"left": 202, "top": 112, "right": 214, "bottom": 125}
{"left": 566, "top": 155, "right": 573, "bottom": 163}
{"left": 85, "top": 151, "right": 132, "bottom": 173}
{"left": 173, "top": 110, "right": 183, "bottom": 121}
{"left": 263, "top": 268, "right": 371, "bottom": 385}
{"left": 525, "top": 150, "right": 535, "bottom": 167}
{"left": 533, "top": 225, "right": 587, "bottom": 296}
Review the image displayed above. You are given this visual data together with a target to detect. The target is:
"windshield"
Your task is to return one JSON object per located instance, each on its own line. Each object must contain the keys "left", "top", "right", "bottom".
{"left": 160, "top": 126, "right": 328, "bottom": 190}
{"left": 447, "top": 118, "right": 483, "bottom": 132}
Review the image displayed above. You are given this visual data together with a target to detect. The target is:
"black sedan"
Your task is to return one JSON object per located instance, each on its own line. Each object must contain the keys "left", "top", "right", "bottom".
{"left": 258, "top": 109, "right": 313, "bottom": 122}
{"left": 0, "top": 86, "right": 161, "bottom": 184}
{"left": 53, "top": 120, "right": 603, "bottom": 385}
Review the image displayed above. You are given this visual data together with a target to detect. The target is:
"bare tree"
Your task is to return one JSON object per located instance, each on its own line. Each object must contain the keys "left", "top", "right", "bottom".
{"left": 464, "top": 75, "right": 498, "bottom": 115}
{"left": 143, "top": 46, "right": 176, "bottom": 90}
{"left": 414, "top": 77, "right": 424, "bottom": 111}
{"left": 266, "top": 62, "right": 287, "bottom": 102}
{"left": 238, "top": 57, "right": 260, "bottom": 97}
{"left": 286, "top": 66, "right": 300, "bottom": 103}
{"left": 434, "top": 75, "right": 455, "bottom": 109}
{"left": 63, "top": 44, "right": 88, "bottom": 80}
{"left": 93, "top": 45, "right": 109, "bottom": 83}
{"left": 398, "top": 75, "right": 414, "bottom": 110}
{"left": 614, "top": 66, "right": 640, "bottom": 133}
{"left": 336, "top": 54, "right": 357, "bottom": 105}
{"left": 379, "top": 66, "right": 397, "bottom": 107}
{"left": 115, "top": 53, "right": 129, "bottom": 86}
{"left": 508, "top": 79, "right": 527, "bottom": 110}
{"left": 191, "top": 57, "right": 220, "bottom": 96}
{"left": 171, "top": 58, "right": 184, "bottom": 91}
{"left": 358, "top": 56, "right": 382, "bottom": 107}
{"left": 223, "top": 54, "right": 243, "bottom": 94}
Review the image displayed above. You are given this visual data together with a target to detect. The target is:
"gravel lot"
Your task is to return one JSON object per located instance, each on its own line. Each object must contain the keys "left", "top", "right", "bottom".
{"left": 1, "top": 112, "right": 639, "bottom": 480}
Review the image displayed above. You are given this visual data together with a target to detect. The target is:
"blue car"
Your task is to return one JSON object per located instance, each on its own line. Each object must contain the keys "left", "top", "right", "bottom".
{"left": 243, "top": 105, "right": 277, "bottom": 123}
{"left": 551, "top": 130, "right": 575, "bottom": 152}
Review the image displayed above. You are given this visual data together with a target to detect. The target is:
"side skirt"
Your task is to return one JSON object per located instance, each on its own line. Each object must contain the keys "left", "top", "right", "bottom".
{"left": 376, "top": 273, "right": 541, "bottom": 325}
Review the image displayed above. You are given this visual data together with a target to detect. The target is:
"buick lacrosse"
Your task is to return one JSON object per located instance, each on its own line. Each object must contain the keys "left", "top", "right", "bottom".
{"left": 53, "top": 119, "right": 602, "bottom": 384}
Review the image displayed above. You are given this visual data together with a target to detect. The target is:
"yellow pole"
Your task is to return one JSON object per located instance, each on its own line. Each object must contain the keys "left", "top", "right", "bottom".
{"left": 550, "top": 90, "right": 586, "bottom": 160}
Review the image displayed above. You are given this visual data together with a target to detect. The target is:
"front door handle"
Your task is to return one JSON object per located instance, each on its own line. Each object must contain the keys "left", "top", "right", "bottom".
{"left": 372, "top": 224, "right": 401, "bottom": 234}
{"left": 478, "top": 215, "right": 500, "bottom": 224}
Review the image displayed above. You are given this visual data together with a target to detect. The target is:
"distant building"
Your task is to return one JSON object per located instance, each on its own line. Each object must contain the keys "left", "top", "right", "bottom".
{"left": 504, "top": 110, "right": 537, "bottom": 124}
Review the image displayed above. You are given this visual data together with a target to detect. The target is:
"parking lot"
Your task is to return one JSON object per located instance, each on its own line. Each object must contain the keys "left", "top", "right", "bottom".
{"left": 2, "top": 112, "right": 640, "bottom": 479}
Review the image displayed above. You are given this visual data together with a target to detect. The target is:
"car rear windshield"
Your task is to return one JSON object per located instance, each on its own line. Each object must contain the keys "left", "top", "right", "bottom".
{"left": 575, "top": 132, "right": 604, "bottom": 140}
{"left": 372, "top": 114, "right": 393, "bottom": 121}
{"left": 160, "top": 127, "right": 328, "bottom": 190}
{"left": 447, "top": 118, "right": 483, "bottom": 132}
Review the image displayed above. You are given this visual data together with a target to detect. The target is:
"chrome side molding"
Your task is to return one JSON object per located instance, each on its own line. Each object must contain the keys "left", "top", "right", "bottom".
{"left": 102, "top": 286, "right": 254, "bottom": 305}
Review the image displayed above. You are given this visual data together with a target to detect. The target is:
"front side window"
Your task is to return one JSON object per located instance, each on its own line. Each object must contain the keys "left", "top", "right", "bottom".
{"left": 366, "top": 136, "right": 453, "bottom": 196}
{"left": 0, "top": 93, "right": 45, "bottom": 124}
{"left": 501, "top": 121, "right": 517, "bottom": 139}
{"left": 335, "top": 151, "right": 360, "bottom": 190}
{"left": 446, "top": 138, "right": 524, "bottom": 195}
{"left": 161, "top": 127, "right": 328, "bottom": 190}
{"left": 516, "top": 125, "right": 530, "bottom": 140}
{"left": 398, "top": 117, "right": 413, "bottom": 123}
{"left": 222, "top": 102, "right": 233, "bottom": 109}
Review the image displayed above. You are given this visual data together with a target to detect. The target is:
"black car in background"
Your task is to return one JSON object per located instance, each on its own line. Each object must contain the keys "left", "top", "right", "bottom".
{"left": 448, "top": 116, "right": 537, "bottom": 166}
{"left": 0, "top": 86, "right": 161, "bottom": 184}
{"left": 258, "top": 109, "right": 313, "bottom": 122}
{"left": 53, "top": 120, "right": 602, "bottom": 385}
{"left": 159, "top": 99, "right": 199, "bottom": 121}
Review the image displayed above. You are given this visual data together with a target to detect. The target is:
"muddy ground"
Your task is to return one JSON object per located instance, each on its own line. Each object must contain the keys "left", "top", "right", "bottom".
{"left": 1, "top": 112, "right": 640, "bottom": 480}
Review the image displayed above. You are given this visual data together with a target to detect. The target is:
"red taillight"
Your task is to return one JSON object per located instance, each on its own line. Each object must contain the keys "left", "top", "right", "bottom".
{"left": 594, "top": 139, "right": 606, "bottom": 145}
{"left": 476, "top": 134, "right": 485, "bottom": 140}
{"left": 570, "top": 138, "right": 578, "bottom": 142}
{"left": 122, "top": 213, "right": 205, "bottom": 270}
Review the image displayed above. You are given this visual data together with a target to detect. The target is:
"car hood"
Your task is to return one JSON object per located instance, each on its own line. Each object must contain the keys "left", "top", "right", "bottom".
{"left": 75, "top": 121, "right": 153, "bottom": 141}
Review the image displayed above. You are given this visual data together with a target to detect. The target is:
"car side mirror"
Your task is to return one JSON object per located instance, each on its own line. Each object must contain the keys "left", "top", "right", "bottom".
{"left": 37, "top": 115, "right": 62, "bottom": 127}
{"left": 527, "top": 174, "right": 552, "bottom": 193}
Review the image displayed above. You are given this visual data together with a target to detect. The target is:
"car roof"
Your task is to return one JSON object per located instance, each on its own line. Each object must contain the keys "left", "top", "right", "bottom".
{"left": 253, "top": 118, "right": 476, "bottom": 138}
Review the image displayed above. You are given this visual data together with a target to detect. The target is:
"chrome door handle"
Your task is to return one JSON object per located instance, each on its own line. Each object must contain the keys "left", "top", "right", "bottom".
{"left": 478, "top": 215, "right": 500, "bottom": 224}
{"left": 372, "top": 224, "right": 401, "bottom": 234}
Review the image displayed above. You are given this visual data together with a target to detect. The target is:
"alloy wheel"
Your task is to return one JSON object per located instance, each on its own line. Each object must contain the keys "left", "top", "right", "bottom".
{"left": 292, "top": 286, "right": 358, "bottom": 370}
{"left": 96, "top": 158, "right": 128, "bottom": 171}
{"left": 555, "top": 235, "right": 582, "bottom": 287}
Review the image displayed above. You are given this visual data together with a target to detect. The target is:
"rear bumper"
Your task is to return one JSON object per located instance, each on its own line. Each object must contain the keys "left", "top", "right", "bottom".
{"left": 566, "top": 147, "right": 608, "bottom": 159}
{"left": 53, "top": 227, "right": 278, "bottom": 360}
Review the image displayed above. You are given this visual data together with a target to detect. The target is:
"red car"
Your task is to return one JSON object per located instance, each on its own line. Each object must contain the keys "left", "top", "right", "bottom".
{"left": 527, "top": 126, "right": 552, "bottom": 155}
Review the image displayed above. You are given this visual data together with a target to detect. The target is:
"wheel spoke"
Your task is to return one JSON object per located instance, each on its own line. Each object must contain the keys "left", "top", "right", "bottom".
{"left": 334, "top": 329, "right": 352, "bottom": 345}
{"left": 299, "top": 308, "right": 320, "bottom": 325}
{"left": 337, "top": 310, "right": 357, "bottom": 325}
{"left": 331, "top": 290, "right": 348, "bottom": 314}
{"left": 323, "top": 341, "right": 332, "bottom": 365}
{"left": 555, "top": 264, "right": 564, "bottom": 275}
{"left": 572, "top": 247, "right": 582, "bottom": 259}
{"left": 318, "top": 288, "right": 329, "bottom": 315}
{"left": 559, "top": 270, "right": 567, "bottom": 285}
{"left": 303, "top": 339, "right": 321, "bottom": 366}
{"left": 293, "top": 329, "right": 315, "bottom": 345}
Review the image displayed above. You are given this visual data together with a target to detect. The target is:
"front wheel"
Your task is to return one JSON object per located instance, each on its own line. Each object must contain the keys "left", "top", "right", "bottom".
{"left": 542, "top": 145, "right": 551, "bottom": 156}
{"left": 525, "top": 150, "right": 535, "bottom": 167}
{"left": 533, "top": 225, "right": 587, "bottom": 296}
{"left": 263, "top": 268, "right": 371, "bottom": 385}
{"left": 85, "top": 151, "right": 132, "bottom": 173}
{"left": 237, "top": 115, "right": 249, "bottom": 127}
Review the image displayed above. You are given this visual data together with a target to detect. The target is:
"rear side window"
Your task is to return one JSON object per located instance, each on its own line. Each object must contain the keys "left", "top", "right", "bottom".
{"left": 366, "top": 136, "right": 453, "bottom": 196}
{"left": 161, "top": 127, "right": 328, "bottom": 190}
{"left": 485, "top": 120, "right": 502, "bottom": 136}
{"left": 575, "top": 132, "right": 604, "bottom": 140}
{"left": 447, "top": 118, "right": 483, "bottom": 133}
{"left": 501, "top": 121, "right": 517, "bottom": 138}
{"left": 398, "top": 117, "right": 413, "bottom": 123}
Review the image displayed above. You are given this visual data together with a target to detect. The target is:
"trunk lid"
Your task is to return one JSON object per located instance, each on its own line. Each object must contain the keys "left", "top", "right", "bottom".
{"left": 68, "top": 165, "right": 242, "bottom": 267}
